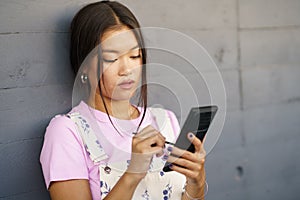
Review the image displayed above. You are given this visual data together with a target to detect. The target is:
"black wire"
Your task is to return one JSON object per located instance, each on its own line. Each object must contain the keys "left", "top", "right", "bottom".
{"left": 97, "top": 45, "right": 124, "bottom": 136}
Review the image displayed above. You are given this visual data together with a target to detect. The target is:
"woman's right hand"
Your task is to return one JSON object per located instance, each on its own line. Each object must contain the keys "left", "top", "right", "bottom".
{"left": 126, "top": 125, "right": 166, "bottom": 180}
{"left": 103, "top": 126, "right": 166, "bottom": 200}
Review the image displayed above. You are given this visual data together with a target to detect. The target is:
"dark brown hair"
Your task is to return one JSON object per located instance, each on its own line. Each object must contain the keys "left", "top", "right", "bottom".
{"left": 70, "top": 0, "right": 147, "bottom": 132}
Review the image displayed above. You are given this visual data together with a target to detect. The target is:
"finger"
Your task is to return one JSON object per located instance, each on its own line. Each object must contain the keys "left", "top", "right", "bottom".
{"left": 167, "top": 146, "right": 199, "bottom": 163}
{"left": 134, "top": 125, "right": 157, "bottom": 138}
{"left": 168, "top": 153, "right": 205, "bottom": 169}
{"left": 133, "top": 145, "right": 163, "bottom": 156}
{"left": 168, "top": 163, "right": 202, "bottom": 180}
{"left": 169, "top": 145, "right": 206, "bottom": 164}
{"left": 187, "top": 132, "right": 203, "bottom": 153}
{"left": 167, "top": 154, "right": 200, "bottom": 171}
{"left": 136, "top": 126, "right": 166, "bottom": 144}
{"left": 139, "top": 133, "right": 165, "bottom": 148}
{"left": 150, "top": 146, "right": 164, "bottom": 155}
{"left": 150, "top": 133, "right": 166, "bottom": 148}
{"left": 157, "top": 132, "right": 166, "bottom": 143}
{"left": 135, "top": 125, "right": 167, "bottom": 145}
{"left": 156, "top": 149, "right": 164, "bottom": 157}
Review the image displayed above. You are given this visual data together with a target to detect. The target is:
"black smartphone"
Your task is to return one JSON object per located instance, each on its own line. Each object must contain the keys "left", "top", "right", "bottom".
{"left": 163, "top": 105, "right": 218, "bottom": 172}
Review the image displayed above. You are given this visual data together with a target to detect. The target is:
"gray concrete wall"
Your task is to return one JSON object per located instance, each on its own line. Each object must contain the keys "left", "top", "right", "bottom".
{"left": 0, "top": 0, "right": 299, "bottom": 199}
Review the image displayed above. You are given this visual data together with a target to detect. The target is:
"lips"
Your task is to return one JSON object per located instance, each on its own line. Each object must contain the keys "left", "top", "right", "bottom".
{"left": 118, "top": 79, "right": 135, "bottom": 89}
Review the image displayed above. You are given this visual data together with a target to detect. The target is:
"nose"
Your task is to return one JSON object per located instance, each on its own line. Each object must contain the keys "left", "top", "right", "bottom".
{"left": 118, "top": 56, "right": 132, "bottom": 76}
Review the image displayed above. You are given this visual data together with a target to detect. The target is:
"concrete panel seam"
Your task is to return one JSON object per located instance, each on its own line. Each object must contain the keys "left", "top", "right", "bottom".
{"left": 236, "top": 0, "right": 246, "bottom": 147}
{"left": 242, "top": 99, "right": 300, "bottom": 112}
{"left": 240, "top": 25, "right": 300, "bottom": 32}
{"left": 0, "top": 83, "right": 73, "bottom": 91}
{"left": 0, "top": 187, "right": 45, "bottom": 199}
{"left": 0, "top": 31, "right": 68, "bottom": 35}
{"left": 0, "top": 136, "right": 43, "bottom": 146}
{"left": 236, "top": 0, "right": 244, "bottom": 111}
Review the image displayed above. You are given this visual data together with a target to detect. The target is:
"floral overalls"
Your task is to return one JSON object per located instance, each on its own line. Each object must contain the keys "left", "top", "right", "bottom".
{"left": 67, "top": 108, "right": 185, "bottom": 199}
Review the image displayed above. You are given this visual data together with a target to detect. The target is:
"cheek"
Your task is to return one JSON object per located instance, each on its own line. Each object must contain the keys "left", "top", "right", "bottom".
{"left": 87, "top": 71, "right": 99, "bottom": 93}
{"left": 133, "top": 59, "right": 143, "bottom": 72}
{"left": 102, "top": 62, "right": 119, "bottom": 76}
{"left": 100, "top": 68, "right": 118, "bottom": 91}
{"left": 136, "top": 65, "right": 143, "bottom": 78}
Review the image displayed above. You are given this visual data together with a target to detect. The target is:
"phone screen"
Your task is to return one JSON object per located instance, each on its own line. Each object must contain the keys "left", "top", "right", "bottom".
{"left": 163, "top": 105, "right": 218, "bottom": 172}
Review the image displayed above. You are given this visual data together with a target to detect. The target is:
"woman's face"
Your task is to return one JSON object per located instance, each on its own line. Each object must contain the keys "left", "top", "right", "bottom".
{"left": 87, "top": 27, "right": 143, "bottom": 101}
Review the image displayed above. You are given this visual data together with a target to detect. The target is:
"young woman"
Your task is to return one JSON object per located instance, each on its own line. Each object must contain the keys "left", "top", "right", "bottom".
{"left": 40, "top": 1, "right": 206, "bottom": 199}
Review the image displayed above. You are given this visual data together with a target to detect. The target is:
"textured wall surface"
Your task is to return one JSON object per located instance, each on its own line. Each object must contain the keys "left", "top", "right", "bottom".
{"left": 0, "top": 0, "right": 299, "bottom": 199}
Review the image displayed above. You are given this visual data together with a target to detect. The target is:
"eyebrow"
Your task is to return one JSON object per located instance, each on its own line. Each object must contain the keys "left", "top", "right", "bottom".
{"left": 102, "top": 45, "right": 139, "bottom": 53}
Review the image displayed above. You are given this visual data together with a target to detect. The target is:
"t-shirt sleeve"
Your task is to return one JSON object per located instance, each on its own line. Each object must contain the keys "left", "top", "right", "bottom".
{"left": 40, "top": 115, "right": 89, "bottom": 189}
{"left": 166, "top": 110, "right": 181, "bottom": 139}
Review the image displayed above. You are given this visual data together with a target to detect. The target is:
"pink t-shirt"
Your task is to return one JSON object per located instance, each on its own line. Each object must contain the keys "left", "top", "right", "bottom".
{"left": 40, "top": 101, "right": 180, "bottom": 200}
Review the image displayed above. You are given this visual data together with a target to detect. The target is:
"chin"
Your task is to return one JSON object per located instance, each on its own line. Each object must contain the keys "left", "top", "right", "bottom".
{"left": 111, "top": 89, "right": 137, "bottom": 101}
{"left": 111, "top": 94, "right": 133, "bottom": 101}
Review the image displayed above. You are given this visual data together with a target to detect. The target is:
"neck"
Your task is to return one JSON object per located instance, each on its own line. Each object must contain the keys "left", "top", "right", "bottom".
{"left": 87, "top": 93, "right": 139, "bottom": 120}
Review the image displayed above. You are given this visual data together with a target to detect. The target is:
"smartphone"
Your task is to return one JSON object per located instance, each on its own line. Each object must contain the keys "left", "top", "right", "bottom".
{"left": 163, "top": 105, "right": 218, "bottom": 172}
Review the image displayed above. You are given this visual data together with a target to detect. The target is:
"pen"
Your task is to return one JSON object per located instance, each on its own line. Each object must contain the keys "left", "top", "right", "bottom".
{"left": 133, "top": 132, "right": 175, "bottom": 146}
{"left": 150, "top": 140, "right": 175, "bottom": 147}
{"left": 165, "top": 141, "right": 175, "bottom": 146}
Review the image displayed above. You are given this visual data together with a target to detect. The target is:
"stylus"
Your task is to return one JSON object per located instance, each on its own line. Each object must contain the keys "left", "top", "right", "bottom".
{"left": 165, "top": 141, "right": 175, "bottom": 146}
{"left": 133, "top": 132, "right": 175, "bottom": 146}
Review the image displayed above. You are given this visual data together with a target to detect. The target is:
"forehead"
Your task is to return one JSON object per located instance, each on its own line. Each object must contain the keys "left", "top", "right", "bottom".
{"left": 101, "top": 28, "right": 139, "bottom": 53}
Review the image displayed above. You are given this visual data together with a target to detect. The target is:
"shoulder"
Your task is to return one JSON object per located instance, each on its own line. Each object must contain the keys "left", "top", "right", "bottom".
{"left": 44, "top": 102, "right": 83, "bottom": 138}
{"left": 43, "top": 113, "right": 83, "bottom": 146}
{"left": 49, "top": 114, "right": 74, "bottom": 127}
{"left": 45, "top": 114, "right": 75, "bottom": 135}
{"left": 40, "top": 113, "right": 92, "bottom": 189}
{"left": 41, "top": 112, "right": 88, "bottom": 166}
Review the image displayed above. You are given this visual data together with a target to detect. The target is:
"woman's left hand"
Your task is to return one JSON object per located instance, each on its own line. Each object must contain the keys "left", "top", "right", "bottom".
{"left": 166, "top": 132, "right": 206, "bottom": 185}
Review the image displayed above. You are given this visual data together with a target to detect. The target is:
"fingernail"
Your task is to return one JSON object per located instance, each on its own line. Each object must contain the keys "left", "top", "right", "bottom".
{"left": 169, "top": 164, "right": 173, "bottom": 168}
{"left": 167, "top": 146, "right": 173, "bottom": 152}
{"left": 163, "top": 155, "right": 168, "bottom": 161}
{"left": 189, "top": 132, "right": 194, "bottom": 138}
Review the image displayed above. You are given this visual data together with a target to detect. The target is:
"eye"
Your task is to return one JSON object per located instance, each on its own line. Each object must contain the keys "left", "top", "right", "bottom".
{"left": 102, "top": 58, "right": 118, "bottom": 63}
{"left": 130, "top": 54, "right": 141, "bottom": 59}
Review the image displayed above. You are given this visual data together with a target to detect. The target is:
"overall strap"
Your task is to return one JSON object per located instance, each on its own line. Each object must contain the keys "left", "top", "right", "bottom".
{"left": 67, "top": 112, "right": 108, "bottom": 163}
{"left": 66, "top": 108, "right": 175, "bottom": 163}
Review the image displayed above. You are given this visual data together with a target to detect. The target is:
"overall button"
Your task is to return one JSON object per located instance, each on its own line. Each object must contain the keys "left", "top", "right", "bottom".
{"left": 104, "top": 166, "right": 111, "bottom": 174}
